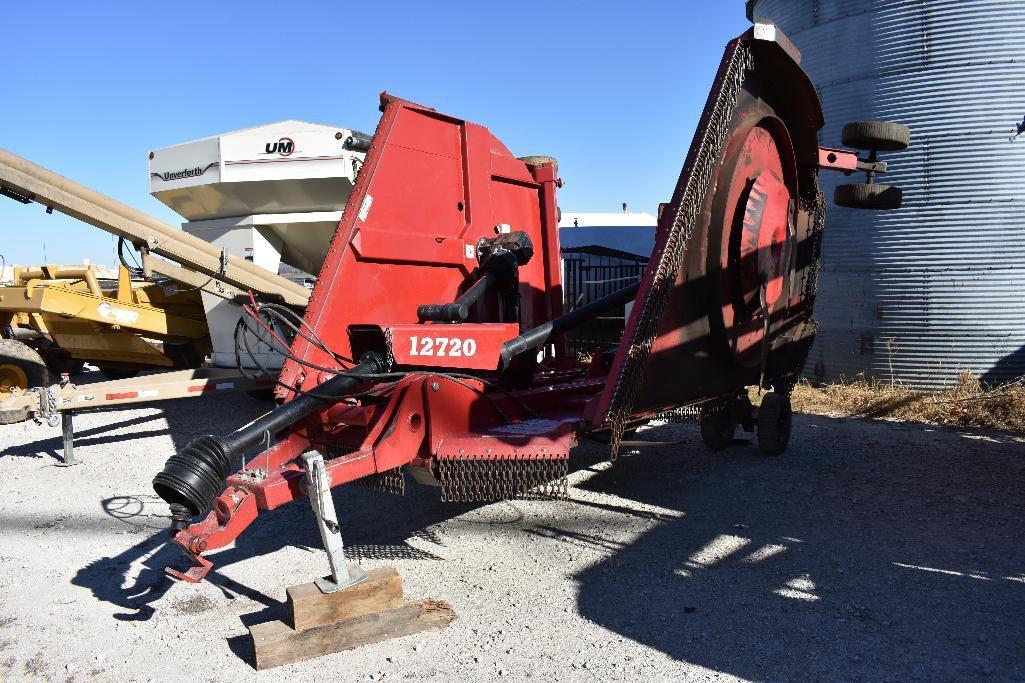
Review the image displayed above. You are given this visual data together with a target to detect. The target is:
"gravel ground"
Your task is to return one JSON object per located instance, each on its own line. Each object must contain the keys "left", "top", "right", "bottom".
{"left": 0, "top": 382, "right": 1023, "bottom": 682}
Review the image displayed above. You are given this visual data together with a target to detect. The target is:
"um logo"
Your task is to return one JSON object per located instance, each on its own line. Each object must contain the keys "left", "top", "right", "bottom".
{"left": 265, "top": 137, "right": 295, "bottom": 156}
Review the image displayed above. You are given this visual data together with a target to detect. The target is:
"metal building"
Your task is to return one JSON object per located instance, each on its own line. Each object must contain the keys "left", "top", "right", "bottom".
{"left": 748, "top": 0, "right": 1025, "bottom": 388}
{"left": 558, "top": 211, "right": 658, "bottom": 257}
{"left": 556, "top": 211, "right": 656, "bottom": 357}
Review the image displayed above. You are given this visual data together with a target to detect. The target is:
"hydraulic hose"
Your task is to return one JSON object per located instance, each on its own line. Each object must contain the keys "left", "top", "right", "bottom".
{"left": 153, "top": 354, "right": 387, "bottom": 519}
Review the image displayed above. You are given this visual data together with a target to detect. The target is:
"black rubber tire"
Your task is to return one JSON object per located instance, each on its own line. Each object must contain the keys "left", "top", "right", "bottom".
{"left": 699, "top": 402, "right": 736, "bottom": 452}
{"left": 0, "top": 339, "right": 50, "bottom": 425}
{"left": 757, "top": 392, "right": 792, "bottom": 456}
{"left": 517, "top": 155, "right": 558, "bottom": 171}
{"left": 841, "top": 121, "right": 911, "bottom": 152}
{"left": 835, "top": 183, "right": 903, "bottom": 210}
{"left": 164, "top": 341, "right": 207, "bottom": 370}
{"left": 41, "top": 349, "right": 86, "bottom": 377}
{"left": 99, "top": 367, "right": 140, "bottom": 381}
{"left": 34, "top": 339, "right": 86, "bottom": 377}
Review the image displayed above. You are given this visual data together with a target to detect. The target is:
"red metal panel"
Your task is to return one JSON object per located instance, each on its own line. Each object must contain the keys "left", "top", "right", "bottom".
{"left": 277, "top": 94, "right": 561, "bottom": 395}
{"left": 350, "top": 229, "right": 470, "bottom": 266}
{"left": 435, "top": 420, "right": 576, "bottom": 461}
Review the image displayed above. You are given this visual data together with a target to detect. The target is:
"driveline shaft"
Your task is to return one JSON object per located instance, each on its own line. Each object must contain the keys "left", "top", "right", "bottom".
{"left": 152, "top": 354, "right": 386, "bottom": 524}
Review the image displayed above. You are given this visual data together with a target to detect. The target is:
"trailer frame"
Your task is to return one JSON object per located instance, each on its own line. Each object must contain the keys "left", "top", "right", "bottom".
{"left": 2, "top": 367, "right": 274, "bottom": 465}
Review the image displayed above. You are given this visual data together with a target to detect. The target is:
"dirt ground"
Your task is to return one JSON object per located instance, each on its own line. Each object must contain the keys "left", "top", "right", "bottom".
{"left": 0, "top": 382, "right": 1023, "bottom": 681}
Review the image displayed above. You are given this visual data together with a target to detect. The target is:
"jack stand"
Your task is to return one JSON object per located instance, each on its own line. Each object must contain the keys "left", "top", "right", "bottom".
{"left": 56, "top": 411, "right": 77, "bottom": 467}
{"left": 301, "top": 451, "right": 367, "bottom": 594}
{"left": 249, "top": 454, "right": 455, "bottom": 669}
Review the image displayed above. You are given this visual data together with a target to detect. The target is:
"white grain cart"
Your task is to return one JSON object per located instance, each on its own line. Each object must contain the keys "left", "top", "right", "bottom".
{"left": 149, "top": 120, "right": 367, "bottom": 369}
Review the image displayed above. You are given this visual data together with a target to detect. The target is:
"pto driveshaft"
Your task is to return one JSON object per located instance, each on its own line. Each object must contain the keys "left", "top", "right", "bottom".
{"left": 152, "top": 355, "right": 386, "bottom": 524}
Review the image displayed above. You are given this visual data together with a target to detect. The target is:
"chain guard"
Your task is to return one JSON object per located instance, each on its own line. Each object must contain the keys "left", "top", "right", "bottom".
{"left": 606, "top": 42, "right": 756, "bottom": 456}
{"left": 351, "top": 466, "right": 406, "bottom": 496}
{"left": 438, "top": 456, "right": 568, "bottom": 503}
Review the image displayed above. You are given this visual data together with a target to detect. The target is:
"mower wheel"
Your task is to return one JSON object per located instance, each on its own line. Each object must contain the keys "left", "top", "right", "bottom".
{"left": 517, "top": 155, "right": 558, "bottom": 170}
{"left": 699, "top": 402, "right": 736, "bottom": 452}
{"left": 757, "top": 391, "right": 792, "bottom": 456}
{"left": 841, "top": 121, "right": 911, "bottom": 152}
{"left": 835, "top": 183, "right": 903, "bottom": 210}
{"left": 0, "top": 339, "right": 50, "bottom": 425}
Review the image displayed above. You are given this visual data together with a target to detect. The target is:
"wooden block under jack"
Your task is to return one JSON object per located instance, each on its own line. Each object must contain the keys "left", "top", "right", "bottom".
{"left": 250, "top": 598, "right": 456, "bottom": 670}
{"left": 288, "top": 566, "right": 404, "bottom": 631}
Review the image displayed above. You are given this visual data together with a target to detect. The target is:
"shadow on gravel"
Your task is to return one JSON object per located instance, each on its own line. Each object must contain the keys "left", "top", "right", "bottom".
{"left": 4, "top": 391, "right": 277, "bottom": 462}
{"left": 570, "top": 415, "right": 1025, "bottom": 680}
{"left": 0, "top": 413, "right": 169, "bottom": 461}
{"left": 70, "top": 480, "right": 473, "bottom": 622}
{"left": 72, "top": 534, "right": 177, "bottom": 622}
{"left": 69, "top": 423, "right": 615, "bottom": 628}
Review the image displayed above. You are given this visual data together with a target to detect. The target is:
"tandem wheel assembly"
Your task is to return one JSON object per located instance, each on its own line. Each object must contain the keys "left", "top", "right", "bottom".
{"left": 833, "top": 120, "right": 910, "bottom": 211}
{"left": 699, "top": 390, "right": 792, "bottom": 456}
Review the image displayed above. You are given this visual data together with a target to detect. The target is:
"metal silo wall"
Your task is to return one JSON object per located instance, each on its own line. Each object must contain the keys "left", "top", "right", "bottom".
{"left": 749, "top": 0, "right": 1025, "bottom": 389}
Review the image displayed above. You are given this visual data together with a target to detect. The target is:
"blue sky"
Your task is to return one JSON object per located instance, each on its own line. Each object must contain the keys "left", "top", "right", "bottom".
{"left": 0, "top": 1, "right": 749, "bottom": 266}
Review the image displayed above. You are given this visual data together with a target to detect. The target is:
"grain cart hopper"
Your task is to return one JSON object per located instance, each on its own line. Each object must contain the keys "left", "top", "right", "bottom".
{"left": 152, "top": 24, "right": 906, "bottom": 594}
{"left": 148, "top": 120, "right": 366, "bottom": 369}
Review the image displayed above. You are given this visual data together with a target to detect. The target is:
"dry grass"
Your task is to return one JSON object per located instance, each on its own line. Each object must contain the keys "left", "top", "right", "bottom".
{"left": 790, "top": 371, "right": 1025, "bottom": 433}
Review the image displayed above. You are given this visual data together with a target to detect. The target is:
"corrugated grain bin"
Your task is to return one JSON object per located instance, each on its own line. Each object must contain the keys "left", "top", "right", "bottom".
{"left": 748, "top": 0, "right": 1025, "bottom": 388}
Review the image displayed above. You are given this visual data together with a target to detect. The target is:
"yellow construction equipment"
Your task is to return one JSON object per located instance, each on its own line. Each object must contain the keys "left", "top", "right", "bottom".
{"left": 0, "top": 148, "right": 311, "bottom": 307}
{"left": 0, "top": 263, "right": 210, "bottom": 383}
{"left": 0, "top": 149, "right": 312, "bottom": 461}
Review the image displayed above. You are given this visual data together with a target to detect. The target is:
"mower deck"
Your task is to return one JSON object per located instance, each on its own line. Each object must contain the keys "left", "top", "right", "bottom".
{"left": 150, "top": 23, "right": 904, "bottom": 629}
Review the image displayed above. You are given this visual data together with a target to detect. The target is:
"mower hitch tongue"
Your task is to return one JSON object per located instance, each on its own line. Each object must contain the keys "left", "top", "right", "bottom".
{"left": 153, "top": 21, "right": 905, "bottom": 585}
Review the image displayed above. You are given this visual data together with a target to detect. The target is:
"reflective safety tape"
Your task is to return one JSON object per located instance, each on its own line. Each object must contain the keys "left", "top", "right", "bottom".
{"left": 106, "top": 391, "right": 137, "bottom": 400}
